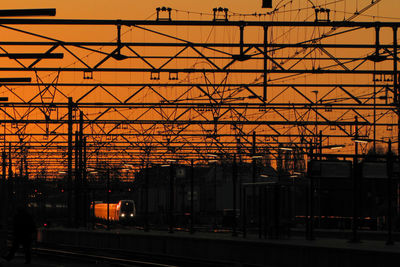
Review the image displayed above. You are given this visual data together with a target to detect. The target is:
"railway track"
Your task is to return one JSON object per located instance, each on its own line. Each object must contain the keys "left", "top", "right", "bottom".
{"left": 34, "top": 243, "right": 260, "bottom": 267}
{"left": 34, "top": 247, "right": 176, "bottom": 267}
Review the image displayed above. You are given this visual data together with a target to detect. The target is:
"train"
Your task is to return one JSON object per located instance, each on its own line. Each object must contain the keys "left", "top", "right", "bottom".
{"left": 92, "top": 200, "right": 136, "bottom": 222}
{"left": 26, "top": 199, "right": 136, "bottom": 227}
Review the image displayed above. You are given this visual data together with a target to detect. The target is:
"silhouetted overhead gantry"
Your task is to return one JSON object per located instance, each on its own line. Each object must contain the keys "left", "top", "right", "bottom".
{"left": 0, "top": 12, "right": 398, "bottom": 177}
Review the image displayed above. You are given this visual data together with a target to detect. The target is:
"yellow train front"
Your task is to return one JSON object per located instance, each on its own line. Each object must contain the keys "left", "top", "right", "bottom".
{"left": 93, "top": 200, "right": 136, "bottom": 223}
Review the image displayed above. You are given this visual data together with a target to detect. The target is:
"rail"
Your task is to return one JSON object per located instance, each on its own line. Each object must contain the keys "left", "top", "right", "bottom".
{"left": 33, "top": 243, "right": 261, "bottom": 267}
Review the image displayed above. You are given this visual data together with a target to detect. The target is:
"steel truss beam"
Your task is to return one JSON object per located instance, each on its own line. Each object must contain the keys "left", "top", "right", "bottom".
{"left": 0, "top": 19, "right": 398, "bottom": 27}
{"left": 0, "top": 17, "right": 397, "bottom": 176}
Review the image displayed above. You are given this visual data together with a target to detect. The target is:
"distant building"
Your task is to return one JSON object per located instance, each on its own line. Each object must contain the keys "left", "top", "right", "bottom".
{"left": 132, "top": 161, "right": 278, "bottom": 226}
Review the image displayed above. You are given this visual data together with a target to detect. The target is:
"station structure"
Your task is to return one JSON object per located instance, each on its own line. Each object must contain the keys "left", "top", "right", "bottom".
{"left": 0, "top": 1, "right": 396, "bottom": 180}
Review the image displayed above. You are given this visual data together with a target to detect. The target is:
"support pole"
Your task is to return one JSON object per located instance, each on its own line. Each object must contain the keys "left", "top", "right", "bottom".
{"left": 263, "top": 26, "right": 268, "bottom": 101}
{"left": 252, "top": 131, "right": 256, "bottom": 224}
{"left": 214, "top": 162, "right": 217, "bottom": 229}
{"left": 242, "top": 186, "right": 247, "bottom": 238}
{"left": 387, "top": 139, "right": 394, "bottom": 245}
{"left": 1, "top": 151, "right": 7, "bottom": 230}
{"left": 274, "top": 183, "right": 280, "bottom": 239}
{"left": 393, "top": 26, "right": 400, "bottom": 226}
{"left": 116, "top": 23, "right": 123, "bottom": 58}
{"left": 239, "top": 25, "right": 244, "bottom": 56}
{"left": 232, "top": 154, "right": 237, "bottom": 237}
{"left": 373, "top": 63, "right": 377, "bottom": 153}
{"left": 169, "top": 163, "right": 174, "bottom": 233}
{"left": 394, "top": 27, "right": 398, "bottom": 106}
{"left": 74, "top": 130, "right": 79, "bottom": 228}
{"left": 306, "top": 143, "right": 315, "bottom": 240}
{"left": 263, "top": 186, "right": 268, "bottom": 239}
{"left": 67, "top": 97, "right": 73, "bottom": 227}
{"left": 258, "top": 185, "right": 262, "bottom": 239}
{"left": 78, "top": 111, "right": 84, "bottom": 226}
{"left": 375, "top": 25, "right": 381, "bottom": 56}
{"left": 82, "top": 137, "right": 87, "bottom": 228}
{"left": 117, "top": 24, "right": 121, "bottom": 47}
{"left": 8, "top": 143, "right": 13, "bottom": 211}
{"left": 309, "top": 167, "right": 315, "bottom": 240}
{"left": 190, "top": 159, "right": 195, "bottom": 234}
{"left": 106, "top": 169, "right": 110, "bottom": 230}
{"left": 144, "top": 162, "right": 149, "bottom": 232}
{"left": 0, "top": 150, "right": 6, "bottom": 252}
{"left": 350, "top": 116, "right": 360, "bottom": 243}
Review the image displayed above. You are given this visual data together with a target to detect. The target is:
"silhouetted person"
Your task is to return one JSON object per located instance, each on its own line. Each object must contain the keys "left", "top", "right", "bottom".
{"left": 4, "top": 206, "right": 36, "bottom": 264}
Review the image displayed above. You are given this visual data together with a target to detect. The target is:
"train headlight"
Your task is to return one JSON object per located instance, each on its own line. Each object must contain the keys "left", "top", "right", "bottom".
{"left": 130, "top": 213, "right": 134, "bottom": 217}
{"left": 121, "top": 213, "right": 126, "bottom": 217}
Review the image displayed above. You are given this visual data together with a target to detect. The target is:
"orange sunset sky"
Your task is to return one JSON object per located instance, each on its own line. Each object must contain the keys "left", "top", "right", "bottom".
{"left": 0, "top": 0, "right": 398, "bottom": 173}
{"left": 0, "top": 0, "right": 399, "bottom": 22}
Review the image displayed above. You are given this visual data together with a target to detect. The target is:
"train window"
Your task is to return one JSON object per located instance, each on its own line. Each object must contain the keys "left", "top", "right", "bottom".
{"left": 120, "top": 201, "right": 134, "bottom": 213}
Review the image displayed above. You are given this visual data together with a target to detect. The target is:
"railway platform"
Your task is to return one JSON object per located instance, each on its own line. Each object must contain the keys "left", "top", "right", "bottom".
{"left": 34, "top": 226, "right": 400, "bottom": 267}
{"left": 0, "top": 254, "right": 109, "bottom": 267}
